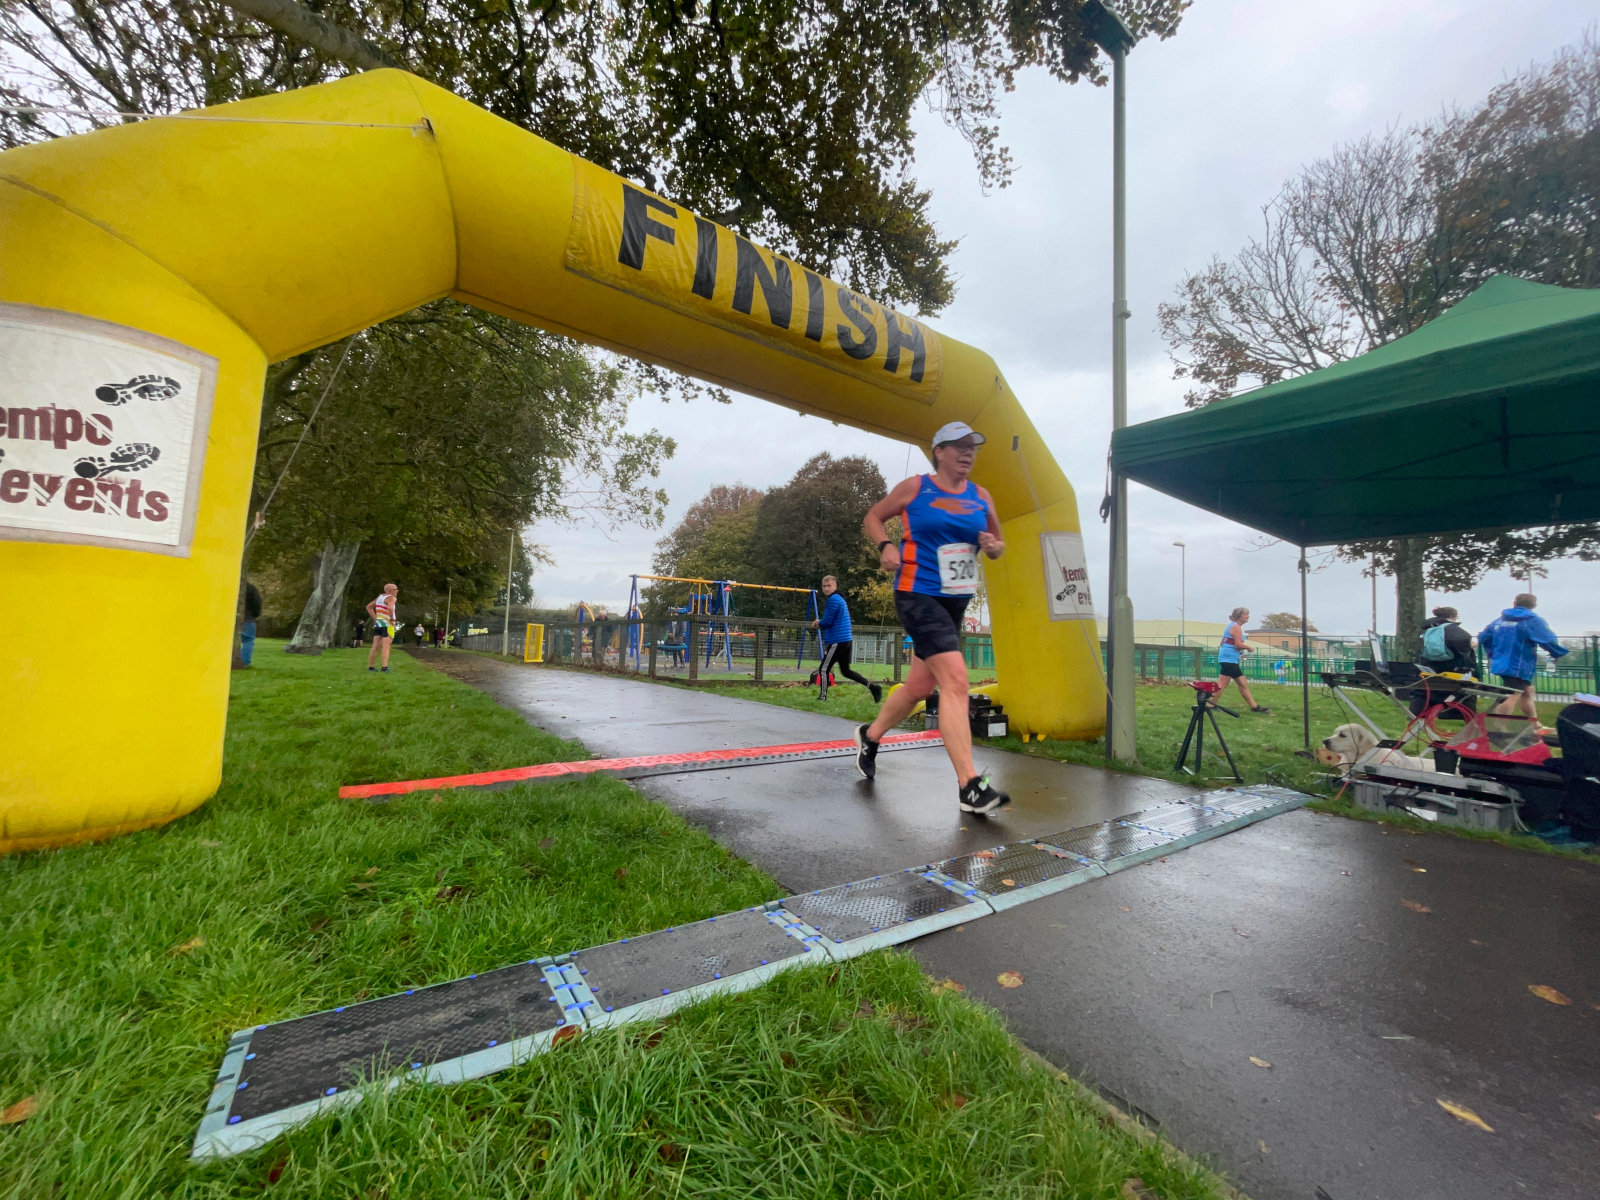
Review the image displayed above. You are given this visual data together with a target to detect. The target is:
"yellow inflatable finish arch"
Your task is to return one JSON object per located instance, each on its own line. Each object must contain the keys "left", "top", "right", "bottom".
{"left": 0, "top": 71, "right": 1103, "bottom": 853}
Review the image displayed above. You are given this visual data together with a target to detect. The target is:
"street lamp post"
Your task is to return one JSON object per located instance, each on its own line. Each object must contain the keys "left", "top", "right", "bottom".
{"left": 1085, "top": 0, "right": 1138, "bottom": 762}
{"left": 1173, "top": 540, "right": 1186, "bottom": 646}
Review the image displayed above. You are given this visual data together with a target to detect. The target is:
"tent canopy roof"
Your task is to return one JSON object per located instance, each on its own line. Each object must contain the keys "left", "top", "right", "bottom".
{"left": 1110, "top": 276, "right": 1600, "bottom": 546}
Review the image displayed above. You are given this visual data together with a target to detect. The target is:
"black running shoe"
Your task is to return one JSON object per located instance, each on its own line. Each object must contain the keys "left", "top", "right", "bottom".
{"left": 854, "top": 724, "right": 879, "bottom": 780}
{"left": 959, "top": 775, "right": 1010, "bottom": 815}
{"left": 870, "top": 682, "right": 883, "bottom": 703}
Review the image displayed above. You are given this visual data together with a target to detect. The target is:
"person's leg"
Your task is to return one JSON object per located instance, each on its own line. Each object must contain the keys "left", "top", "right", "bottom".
{"left": 817, "top": 642, "right": 839, "bottom": 699}
{"left": 834, "top": 642, "right": 877, "bottom": 697}
{"left": 1237, "top": 676, "right": 1261, "bottom": 710}
{"left": 922, "top": 650, "right": 977, "bottom": 782}
{"left": 1518, "top": 683, "right": 1540, "bottom": 721}
{"left": 239, "top": 620, "right": 255, "bottom": 667}
{"left": 379, "top": 634, "right": 392, "bottom": 668}
{"left": 368, "top": 629, "right": 379, "bottom": 668}
{"left": 867, "top": 653, "right": 935, "bottom": 740}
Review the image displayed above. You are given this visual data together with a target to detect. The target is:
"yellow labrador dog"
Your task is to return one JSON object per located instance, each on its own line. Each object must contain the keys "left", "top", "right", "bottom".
{"left": 1319, "top": 723, "right": 1435, "bottom": 773}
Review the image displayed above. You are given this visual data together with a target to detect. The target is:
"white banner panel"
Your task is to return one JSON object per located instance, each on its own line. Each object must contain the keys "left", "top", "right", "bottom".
{"left": 0, "top": 305, "right": 216, "bottom": 554}
{"left": 1041, "top": 531, "right": 1094, "bottom": 621}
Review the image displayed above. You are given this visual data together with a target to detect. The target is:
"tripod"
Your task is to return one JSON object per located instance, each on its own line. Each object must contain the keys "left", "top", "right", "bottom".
{"left": 1175, "top": 684, "right": 1243, "bottom": 782}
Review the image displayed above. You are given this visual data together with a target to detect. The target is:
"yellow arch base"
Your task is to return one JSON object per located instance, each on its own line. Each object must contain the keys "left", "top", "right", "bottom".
{"left": 0, "top": 71, "right": 1104, "bottom": 854}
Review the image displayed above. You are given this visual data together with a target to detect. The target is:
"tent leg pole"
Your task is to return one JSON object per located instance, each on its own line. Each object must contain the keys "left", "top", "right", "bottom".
{"left": 1300, "top": 547, "right": 1311, "bottom": 749}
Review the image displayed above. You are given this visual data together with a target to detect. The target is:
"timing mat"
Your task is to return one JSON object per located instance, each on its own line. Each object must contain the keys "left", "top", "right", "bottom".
{"left": 194, "top": 783, "right": 1309, "bottom": 1160}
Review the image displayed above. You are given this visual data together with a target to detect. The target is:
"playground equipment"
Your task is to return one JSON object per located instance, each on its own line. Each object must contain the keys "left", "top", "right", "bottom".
{"left": 1, "top": 69, "right": 1102, "bottom": 852}
{"left": 626, "top": 574, "right": 818, "bottom": 671}
{"left": 523, "top": 624, "right": 544, "bottom": 664}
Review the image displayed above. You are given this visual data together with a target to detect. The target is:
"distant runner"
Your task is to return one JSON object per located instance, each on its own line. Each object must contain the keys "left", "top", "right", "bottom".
{"left": 367, "top": 582, "right": 398, "bottom": 673}
{"left": 855, "top": 421, "right": 1009, "bottom": 816}
{"left": 812, "top": 575, "right": 881, "bottom": 703}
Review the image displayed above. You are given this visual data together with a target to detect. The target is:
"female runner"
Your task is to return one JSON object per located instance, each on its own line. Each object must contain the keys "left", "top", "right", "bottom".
{"left": 856, "top": 421, "right": 1009, "bottom": 814}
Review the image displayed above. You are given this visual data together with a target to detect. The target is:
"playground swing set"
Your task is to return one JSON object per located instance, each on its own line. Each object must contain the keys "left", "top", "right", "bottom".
{"left": 625, "top": 574, "right": 820, "bottom": 672}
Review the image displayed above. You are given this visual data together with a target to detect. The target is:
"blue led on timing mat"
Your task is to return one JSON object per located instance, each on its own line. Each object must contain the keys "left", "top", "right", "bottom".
{"left": 228, "top": 1115, "right": 241, "bottom": 1124}
{"left": 245, "top": 1053, "right": 256, "bottom": 1060}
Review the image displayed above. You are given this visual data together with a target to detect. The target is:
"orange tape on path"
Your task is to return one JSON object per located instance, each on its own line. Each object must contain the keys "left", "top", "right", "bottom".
{"left": 339, "top": 731, "right": 945, "bottom": 800}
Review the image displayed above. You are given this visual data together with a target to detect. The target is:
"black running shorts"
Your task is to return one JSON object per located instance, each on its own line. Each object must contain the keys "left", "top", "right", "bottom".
{"left": 1219, "top": 662, "right": 1242, "bottom": 678}
{"left": 1498, "top": 674, "right": 1531, "bottom": 691}
{"left": 894, "top": 590, "right": 970, "bottom": 659}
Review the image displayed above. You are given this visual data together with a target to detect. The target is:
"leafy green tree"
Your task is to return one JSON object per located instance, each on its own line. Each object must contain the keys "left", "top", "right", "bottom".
{"left": 747, "top": 452, "right": 886, "bottom": 614}
{"left": 1257, "top": 612, "right": 1317, "bottom": 633}
{"left": 3, "top": 0, "right": 1189, "bottom": 313}
{"left": 250, "top": 302, "right": 671, "bottom": 643}
{"left": 1157, "top": 35, "right": 1600, "bottom": 654}
{"left": 646, "top": 483, "right": 764, "bottom": 614}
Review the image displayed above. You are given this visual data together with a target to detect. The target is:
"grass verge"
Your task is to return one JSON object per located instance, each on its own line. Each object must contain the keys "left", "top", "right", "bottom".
{"left": 1, "top": 643, "right": 1236, "bottom": 1199}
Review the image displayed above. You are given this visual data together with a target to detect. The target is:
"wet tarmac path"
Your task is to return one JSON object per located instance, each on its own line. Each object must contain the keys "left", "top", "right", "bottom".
{"left": 413, "top": 653, "right": 1600, "bottom": 1200}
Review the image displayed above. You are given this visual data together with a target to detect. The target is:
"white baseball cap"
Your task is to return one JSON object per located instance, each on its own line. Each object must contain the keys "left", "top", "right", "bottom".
{"left": 932, "top": 421, "right": 986, "bottom": 449}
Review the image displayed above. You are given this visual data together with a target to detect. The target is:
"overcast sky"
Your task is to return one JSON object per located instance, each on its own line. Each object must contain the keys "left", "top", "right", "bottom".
{"left": 527, "top": 0, "right": 1600, "bottom": 639}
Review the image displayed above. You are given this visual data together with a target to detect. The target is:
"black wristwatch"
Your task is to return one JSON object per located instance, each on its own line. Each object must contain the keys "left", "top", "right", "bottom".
{"left": 876, "top": 540, "right": 894, "bottom": 553}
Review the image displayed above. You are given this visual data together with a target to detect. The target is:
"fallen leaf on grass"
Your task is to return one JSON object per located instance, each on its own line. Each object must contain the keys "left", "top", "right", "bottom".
{"left": 1249, "top": 1056, "right": 1272, "bottom": 1069}
{"left": 856, "top": 1000, "right": 876, "bottom": 1018}
{"left": 779, "top": 1051, "right": 797, "bottom": 1068}
{"left": 944, "top": 1093, "right": 968, "bottom": 1109}
{"left": 0, "top": 1095, "right": 38, "bottom": 1125}
{"left": 266, "top": 1157, "right": 288, "bottom": 1183}
{"left": 613, "top": 868, "right": 629, "bottom": 880}
{"left": 166, "top": 936, "right": 205, "bottom": 956}
{"left": 1121, "top": 1178, "right": 1156, "bottom": 1199}
{"left": 1000, "top": 879, "right": 1017, "bottom": 887}
{"left": 929, "top": 978, "right": 964, "bottom": 995}
{"left": 354, "top": 882, "right": 372, "bottom": 891}
{"left": 434, "top": 885, "right": 466, "bottom": 901}
{"left": 657, "top": 1143, "right": 685, "bottom": 1164}
{"left": 826, "top": 968, "right": 840, "bottom": 987}
{"left": 365, "top": 866, "right": 379, "bottom": 877}
{"left": 997, "top": 971, "right": 1024, "bottom": 989}
{"left": 1436, "top": 1098, "right": 1493, "bottom": 1132}
{"left": 307, "top": 918, "right": 330, "bottom": 933}
{"left": 1402, "top": 900, "right": 1432, "bottom": 914}
{"left": 1528, "top": 984, "right": 1572, "bottom": 1006}
{"left": 538, "top": 838, "right": 555, "bottom": 850}
{"left": 552, "top": 1025, "right": 580, "bottom": 1045}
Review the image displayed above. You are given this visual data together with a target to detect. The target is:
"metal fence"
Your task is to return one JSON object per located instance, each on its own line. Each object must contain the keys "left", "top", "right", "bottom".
{"left": 454, "top": 623, "right": 1599, "bottom": 700}
{"left": 457, "top": 616, "right": 994, "bottom": 681}
{"left": 1110, "top": 633, "right": 1600, "bottom": 699}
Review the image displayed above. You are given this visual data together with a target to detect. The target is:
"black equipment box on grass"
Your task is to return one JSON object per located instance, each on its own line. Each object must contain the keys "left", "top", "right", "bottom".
{"left": 923, "top": 691, "right": 1008, "bottom": 738}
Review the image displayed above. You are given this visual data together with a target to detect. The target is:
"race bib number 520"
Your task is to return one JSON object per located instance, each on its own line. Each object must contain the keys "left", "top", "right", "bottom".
{"left": 938, "top": 542, "right": 978, "bottom": 595}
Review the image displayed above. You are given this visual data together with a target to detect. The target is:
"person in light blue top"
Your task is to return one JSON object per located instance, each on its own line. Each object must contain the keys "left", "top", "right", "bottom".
{"left": 1480, "top": 592, "right": 1568, "bottom": 723}
{"left": 1215, "top": 606, "right": 1269, "bottom": 713}
{"left": 810, "top": 575, "right": 879, "bottom": 702}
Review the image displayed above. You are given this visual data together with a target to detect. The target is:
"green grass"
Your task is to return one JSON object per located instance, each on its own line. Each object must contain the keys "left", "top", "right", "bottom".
{"left": 1, "top": 643, "right": 1235, "bottom": 1199}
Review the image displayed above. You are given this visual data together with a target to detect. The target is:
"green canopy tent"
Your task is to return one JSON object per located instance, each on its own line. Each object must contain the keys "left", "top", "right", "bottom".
{"left": 1111, "top": 275, "right": 1600, "bottom": 745}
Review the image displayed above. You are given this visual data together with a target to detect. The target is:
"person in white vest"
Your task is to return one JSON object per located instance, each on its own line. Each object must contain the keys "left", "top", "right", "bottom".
{"left": 367, "top": 583, "right": 398, "bottom": 673}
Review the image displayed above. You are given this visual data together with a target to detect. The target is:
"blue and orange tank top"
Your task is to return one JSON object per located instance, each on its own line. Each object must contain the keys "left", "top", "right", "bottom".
{"left": 897, "top": 475, "right": 993, "bottom": 596}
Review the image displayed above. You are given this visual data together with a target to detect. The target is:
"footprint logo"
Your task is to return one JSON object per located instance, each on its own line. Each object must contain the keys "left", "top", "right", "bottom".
{"left": 95, "top": 375, "right": 180, "bottom": 406}
{"left": 74, "top": 442, "right": 160, "bottom": 479}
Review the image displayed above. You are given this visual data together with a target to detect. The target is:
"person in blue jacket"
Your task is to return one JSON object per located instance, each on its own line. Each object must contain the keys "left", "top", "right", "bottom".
{"left": 1480, "top": 593, "right": 1568, "bottom": 722}
{"left": 812, "top": 575, "right": 881, "bottom": 702}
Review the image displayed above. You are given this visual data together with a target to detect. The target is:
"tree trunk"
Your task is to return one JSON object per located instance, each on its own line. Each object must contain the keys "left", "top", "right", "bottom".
{"left": 288, "top": 541, "right": 362, "bottom": 652}
{"left": 1393, "top": 536, "right": 1428, "bottom": 663}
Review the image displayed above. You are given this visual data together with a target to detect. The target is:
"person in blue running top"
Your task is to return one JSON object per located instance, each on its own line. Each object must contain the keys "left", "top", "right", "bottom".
{"left": 812, "top": 574, "right": 882, "bottom": 703}
{"left": 856, "top": 421, "right": 1009, "bottom": 816}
